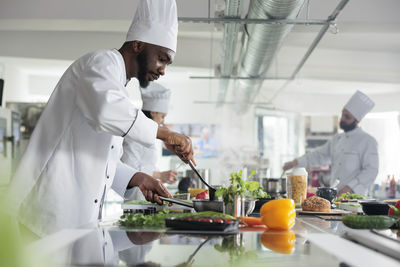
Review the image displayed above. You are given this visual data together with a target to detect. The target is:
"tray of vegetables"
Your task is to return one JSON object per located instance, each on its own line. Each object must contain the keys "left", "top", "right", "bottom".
{"left": 165, "top": 213, "right": 238, "bottom": 232}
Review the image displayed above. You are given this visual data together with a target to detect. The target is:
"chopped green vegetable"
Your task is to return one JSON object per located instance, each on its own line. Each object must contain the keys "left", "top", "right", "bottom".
{"left": 119, "top": 211, "right": 236, "bottom": 228}
{"left": 334, "top": 193, "right": 366, "bottom": 202}
{"left": 215, "top": 169, "right": 270, "bottom": 204}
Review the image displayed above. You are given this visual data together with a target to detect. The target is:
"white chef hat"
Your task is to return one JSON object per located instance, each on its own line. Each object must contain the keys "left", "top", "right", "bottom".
{"left": 141, "top": 82, "right": 171, "bottom": 114}
{"left": 344, "top": 90, "right": 375, "bottom": 121}
{"left": 126, "top": 0, "right": 178, "bottom": 52}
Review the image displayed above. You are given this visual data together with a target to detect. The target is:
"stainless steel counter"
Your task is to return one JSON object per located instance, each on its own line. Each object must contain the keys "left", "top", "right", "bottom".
{"left": 28, "top": 215, "right": 400, "bottom": 267}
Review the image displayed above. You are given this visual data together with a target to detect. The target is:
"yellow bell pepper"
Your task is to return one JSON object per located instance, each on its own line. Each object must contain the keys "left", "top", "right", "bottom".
{"left": 260, "top": 229, "right": 296, "bottom": 254}
{"left": 260, "top": 198, "right": 296, "bottom": 230}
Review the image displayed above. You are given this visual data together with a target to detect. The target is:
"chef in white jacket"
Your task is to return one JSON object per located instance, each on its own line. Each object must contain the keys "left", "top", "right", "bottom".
{"left": 6, "top": 0, "right": 195, "bottom": 238}
{"left": 115, "top": 82, "right": 177, "bottom": 201}
{"left": 283, "top": 90, "right": 379, "bottom": 196}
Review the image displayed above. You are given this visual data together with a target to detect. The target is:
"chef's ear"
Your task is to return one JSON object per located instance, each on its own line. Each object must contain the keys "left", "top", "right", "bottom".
{"left": 132, "top": 41, "right": 145, "bottom": 53}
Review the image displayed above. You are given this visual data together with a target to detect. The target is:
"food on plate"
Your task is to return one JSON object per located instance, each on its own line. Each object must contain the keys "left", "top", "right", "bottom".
{"left": 334, "top": 192, "right": 365, "bottom": 202}
{"left": 260, "top": 229, "right": 296, "bottom": 254}
{"left": 196, "top": 190, "right": 209, "bottom": 199}
{"left": 260, "top": 199, "right": 296, "bottom": 230}
{"left": 302, "top": 196, "right": 331, "bottom": 212}
{"left": 342, "top": 215, "right": 396, "bottom": 229}
{"left": 165, "top": 212, "right": 238, "bottom": 231}
{"left": 119, "top": 211, "right": 235, "bottom": 228}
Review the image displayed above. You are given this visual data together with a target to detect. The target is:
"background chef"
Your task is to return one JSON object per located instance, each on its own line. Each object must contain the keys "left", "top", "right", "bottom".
{"left": 283, "top": 90, "right": 379, "bottom": 196}
{"left": 115, "top": 82, "right": 178, "bottom": 201}
{"left": 6, "top": 0, "right": 193, "bottom": 238}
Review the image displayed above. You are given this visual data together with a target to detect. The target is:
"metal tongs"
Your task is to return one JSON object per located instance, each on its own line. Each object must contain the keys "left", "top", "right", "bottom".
{"left": 188, "top": 161, "right": 217, "bottom": 201}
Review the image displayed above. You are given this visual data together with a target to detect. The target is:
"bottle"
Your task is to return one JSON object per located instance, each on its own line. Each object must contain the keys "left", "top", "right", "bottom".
{"left": 389, "top": 175, "right": 396, "bottom": 199}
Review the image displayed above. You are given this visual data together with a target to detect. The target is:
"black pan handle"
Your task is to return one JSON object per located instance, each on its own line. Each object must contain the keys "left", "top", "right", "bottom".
{"left": 159, "top": 196, "right": 194, "bottom": 208}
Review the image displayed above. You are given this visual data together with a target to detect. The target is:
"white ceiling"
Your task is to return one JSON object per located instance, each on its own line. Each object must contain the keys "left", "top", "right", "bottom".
{"left": 0, "top": 0, "right": 400, "bottom": 106}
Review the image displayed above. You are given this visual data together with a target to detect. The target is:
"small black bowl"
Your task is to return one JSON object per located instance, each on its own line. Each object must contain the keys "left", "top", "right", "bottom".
{"left": 316, "top": 187, "right": 338, "bottom": 204}
{"left": 359, "top": 201, "right": 389, "bottom": 215}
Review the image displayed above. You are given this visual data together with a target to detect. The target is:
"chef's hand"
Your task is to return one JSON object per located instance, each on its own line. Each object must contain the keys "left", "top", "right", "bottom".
{"left": 129, "top": 172, "right": 172, "bottom": 205}
{"left": 283, "top": 160, "right": 298, "bottom": 171}
{"left": 153, "top": 170, "right": 178, "bottom": 184}
{"left": 157, "top": 126, "right": 196, "bottom": 165}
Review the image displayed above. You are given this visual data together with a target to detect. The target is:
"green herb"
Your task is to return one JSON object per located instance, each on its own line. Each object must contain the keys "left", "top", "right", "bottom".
{"left": 215, "top": 170, "right": 270, "bottom": 204}
{"left": 119, "top": 211, "right": 236, "bottom": 228}
{"left": 334, "top": 192, "right": 365, "bottom": 202}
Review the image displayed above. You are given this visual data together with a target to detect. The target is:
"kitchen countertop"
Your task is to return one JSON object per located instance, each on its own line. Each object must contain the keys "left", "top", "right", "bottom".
{"left": 27, "top": 214, "right": 400, "bottom": 267}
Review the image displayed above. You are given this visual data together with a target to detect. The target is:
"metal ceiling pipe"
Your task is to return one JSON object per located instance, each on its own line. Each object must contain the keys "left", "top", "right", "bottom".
{"left": 233, "top": 0, "right": 304, "bottom": 113}
{"left": 217, "top": 0, "right": 243, "bottom": 106}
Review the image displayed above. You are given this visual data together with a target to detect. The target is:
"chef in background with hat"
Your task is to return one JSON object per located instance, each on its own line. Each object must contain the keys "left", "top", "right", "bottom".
{"left": 283, "top": 90, "right": 379, "bottom": 195}
{"left": 6, "top": 0, "right": 194, "bottom": 238}
{"left": 114, "top": 82, "right": 178, "bottom": 201}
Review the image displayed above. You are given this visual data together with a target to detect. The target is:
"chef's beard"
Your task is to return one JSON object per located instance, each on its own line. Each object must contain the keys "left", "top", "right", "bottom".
{"left": 340, "top": 120, "right": 357, "bottom": 132}
{"left": 137, "top": 50, "right": 150, "bottom": 88}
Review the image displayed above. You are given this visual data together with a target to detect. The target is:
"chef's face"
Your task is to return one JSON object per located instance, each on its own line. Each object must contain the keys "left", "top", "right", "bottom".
{"left": 339, "top": 109, "right": 358, "bottom": 132}
{"left": 150, "top": 111, "right": 167, "bottom": 125}
{"left": 137, "top": 43, "right": 175, "bottom": 88}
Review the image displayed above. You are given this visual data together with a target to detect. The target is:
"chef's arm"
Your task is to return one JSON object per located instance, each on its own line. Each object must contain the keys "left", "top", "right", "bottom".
{"left": 77, "top": 53, "right": 158, "bottom": 148}
{"left": 112, "top": 161, "right": 172, "bottom": 204}
{"left": 296, "top": 140, "right": 332, "bottom": 168}
{"left": 347, "top": 139, "right": 379, "bottom": 195}
{"left": 283, "top": 140, "right": 332, "bottom": 171}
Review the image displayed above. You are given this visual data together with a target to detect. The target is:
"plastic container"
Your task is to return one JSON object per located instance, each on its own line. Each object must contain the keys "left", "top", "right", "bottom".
{"left": 287, "top": 168, "right": 308, "bottom": 204}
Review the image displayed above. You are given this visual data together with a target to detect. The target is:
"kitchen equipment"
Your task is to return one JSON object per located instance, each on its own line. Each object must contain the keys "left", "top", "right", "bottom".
{"left": 160, "top": 196, "right": 224, "bottom": 213}
{"left": 188, "top": 161, "right": 217, "bottom": 200}
{"left": 266, "top": 178, "right": 280, "bottom": 194}
{"left": 280, "top": 177, "right": 287, "bottom": 194}
{"left": 224, "top": 199, "right": 256, "bottom": 216}
{"left": 317, "top": 187, "right": 338, "bottom": 206}
{"left": 359, "top": 201, "right": 390, "bottom": 215}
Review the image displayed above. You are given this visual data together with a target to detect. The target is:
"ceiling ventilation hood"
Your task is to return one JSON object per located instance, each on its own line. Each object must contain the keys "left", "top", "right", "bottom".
{"left": 230, "top": 0, "right": 305, "bottom": 114}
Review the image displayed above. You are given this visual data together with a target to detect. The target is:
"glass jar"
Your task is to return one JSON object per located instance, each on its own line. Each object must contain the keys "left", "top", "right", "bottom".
{"left": 287, "top": 168, "right": 308, "bottom": 204}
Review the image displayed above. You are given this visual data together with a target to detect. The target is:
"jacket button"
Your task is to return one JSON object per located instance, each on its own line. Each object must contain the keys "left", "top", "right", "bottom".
{"left": 94, "top": 199, "right": 98, "bottom": 203}
{"left": 107, "top": 175, "right": 110, "bottom": 179}
{"left": 111, "top": 145, "right": 114, "bottom": 149}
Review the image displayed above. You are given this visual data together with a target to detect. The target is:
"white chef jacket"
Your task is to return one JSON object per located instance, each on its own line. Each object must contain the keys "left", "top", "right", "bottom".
{"left": 296, "top": 127, "right": 379, "bottom": 195}
{"left": 113, "top": 139, "right": 160, "bottom": 200}
{"left": 6, "top": 49, "right": 158, "bottom": 237}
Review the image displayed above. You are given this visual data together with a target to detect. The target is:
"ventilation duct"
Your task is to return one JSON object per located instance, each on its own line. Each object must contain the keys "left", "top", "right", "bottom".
{"left": 232, "top": 0, "right": 304, "bottom": 113}
{"left": 217, "top": 0, "right": 243, "bottom": 106}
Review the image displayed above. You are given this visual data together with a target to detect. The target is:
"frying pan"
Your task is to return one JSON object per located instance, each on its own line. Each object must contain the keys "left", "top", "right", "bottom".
{"left": 159, "top": 196, "right": 224, "bottom": 213}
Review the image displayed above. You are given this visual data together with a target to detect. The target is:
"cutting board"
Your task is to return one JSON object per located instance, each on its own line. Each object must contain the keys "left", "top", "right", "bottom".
{"left": 296, "top": 208, "right": 352, "bottom": 216}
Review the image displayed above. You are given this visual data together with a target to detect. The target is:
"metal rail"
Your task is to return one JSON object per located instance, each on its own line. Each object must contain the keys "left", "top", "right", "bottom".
{"left": 178, "top": 17, "right": 331, "bottom": 26}
{"left": 267, "top": 0, "right": 350, "bottom": 103}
